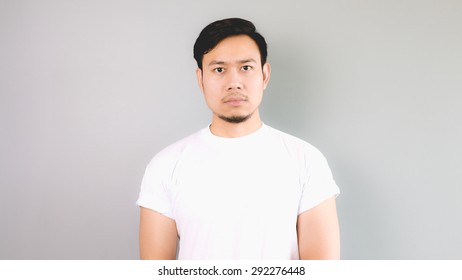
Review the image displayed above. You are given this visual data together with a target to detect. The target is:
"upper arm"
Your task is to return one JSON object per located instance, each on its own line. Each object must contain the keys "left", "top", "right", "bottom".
{"left": 297, "top": 196, "right": 340, "bottom": 260}
{"left": 139, "top": 206, "right": 178, "bottom": 260}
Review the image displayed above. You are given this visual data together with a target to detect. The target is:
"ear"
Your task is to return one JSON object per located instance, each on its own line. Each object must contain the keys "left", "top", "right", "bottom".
{"left": 196, "top": 68, "right": 204, "bottom": 93}
{"left": 262, "top": 62, "right": 271, "bottom": 90}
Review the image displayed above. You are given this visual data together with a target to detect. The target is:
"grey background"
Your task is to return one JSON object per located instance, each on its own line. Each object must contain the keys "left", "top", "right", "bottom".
{"left": 1, "top": 0, "right": 461, "bottom": 259}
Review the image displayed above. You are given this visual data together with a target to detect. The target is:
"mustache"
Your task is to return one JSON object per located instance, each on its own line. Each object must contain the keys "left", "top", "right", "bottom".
{"left": 222, "top": 94, "right": 248, "bottom": 102}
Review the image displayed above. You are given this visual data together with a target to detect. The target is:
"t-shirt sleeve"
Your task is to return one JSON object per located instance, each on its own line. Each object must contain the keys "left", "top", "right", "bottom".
{"left": 136, "top": 153, "right": 175, "bottom": 220}
{"left": 298, "top": 147, "right": 340, "bottom": 215}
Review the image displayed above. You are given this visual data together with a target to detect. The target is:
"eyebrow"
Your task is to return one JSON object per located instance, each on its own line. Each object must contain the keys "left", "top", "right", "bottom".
{"left": 208, "top": 58, "right": 257, "bottom": 66}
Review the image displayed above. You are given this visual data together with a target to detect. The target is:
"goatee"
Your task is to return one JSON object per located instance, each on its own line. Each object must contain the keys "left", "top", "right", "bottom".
{"left": 218, "top": 114, "right": 252, "bottom": 124}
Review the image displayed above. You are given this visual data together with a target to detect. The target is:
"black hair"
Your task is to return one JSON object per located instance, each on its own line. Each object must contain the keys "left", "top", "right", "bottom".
{"left": 193, "top": 18, "right": 268, "bottom": 70}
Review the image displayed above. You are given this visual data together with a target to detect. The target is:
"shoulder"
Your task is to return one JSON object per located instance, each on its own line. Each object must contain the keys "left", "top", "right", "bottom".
{"left": 145, "top": 128, "right": 205, "bottom": 171}
{"left": 265, "top": 125, "right": 327, "bottom": 162}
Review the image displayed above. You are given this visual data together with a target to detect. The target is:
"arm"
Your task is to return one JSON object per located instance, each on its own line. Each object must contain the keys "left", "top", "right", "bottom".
{"left": 297, "top": 196, "right": 340, "bottom": 260}
{"left": 139, "top": 206, "right": 178, "bottom": 259}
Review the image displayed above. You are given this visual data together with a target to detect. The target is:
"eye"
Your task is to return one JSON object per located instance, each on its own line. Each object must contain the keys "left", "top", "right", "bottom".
{"left": 241, "top": 65, "right": 253, "bottom": 71}
{"left": 214, "top": 67, "right": 225, "bottom": 73}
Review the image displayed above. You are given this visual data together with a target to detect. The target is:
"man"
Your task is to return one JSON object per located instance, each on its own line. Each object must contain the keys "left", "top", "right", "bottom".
{"left": 137, "top": 18, "right": 340, "bottom": 260}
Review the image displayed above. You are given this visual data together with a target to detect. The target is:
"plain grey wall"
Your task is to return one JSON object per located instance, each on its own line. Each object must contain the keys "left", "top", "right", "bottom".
{"left": 1, "top": 0, "right": 461, "bottom": 259}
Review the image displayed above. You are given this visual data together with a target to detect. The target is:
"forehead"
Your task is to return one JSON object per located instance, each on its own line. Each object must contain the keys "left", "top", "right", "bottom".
{"left": 203, "top": 35, "right": 261, "bottom": 64}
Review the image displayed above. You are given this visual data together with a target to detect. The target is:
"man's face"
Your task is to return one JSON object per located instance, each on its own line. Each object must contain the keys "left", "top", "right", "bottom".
{"left": 196, "top": 35, "right": 270, "bottom": 124}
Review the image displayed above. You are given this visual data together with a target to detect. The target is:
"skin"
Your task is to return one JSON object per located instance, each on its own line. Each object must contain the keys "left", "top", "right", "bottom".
{"left": 139, "top": 207, "right": 177, "bottom": 259}
{"left": 297, "top": 197, "right": 340, "bottom": 259}
{"left": 196, "top": 35, "right": 270, "bottom": 138}
{"left": 139, "top": 35, "right": 340, "bottom": 260}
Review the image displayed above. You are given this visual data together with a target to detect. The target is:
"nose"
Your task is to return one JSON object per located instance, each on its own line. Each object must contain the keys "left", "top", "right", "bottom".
{"left": 226, "top": 69, "right": 242, "bottom": 91}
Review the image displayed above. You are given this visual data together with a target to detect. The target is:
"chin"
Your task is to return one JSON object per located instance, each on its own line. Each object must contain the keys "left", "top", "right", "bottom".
{"left": 219, "top": 114, "right": 251, "bottom": 124}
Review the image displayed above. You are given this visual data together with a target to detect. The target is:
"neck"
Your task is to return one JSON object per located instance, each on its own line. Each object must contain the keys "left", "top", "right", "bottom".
{"left": 209, "top": 111, "right": 262, "bottom": 138}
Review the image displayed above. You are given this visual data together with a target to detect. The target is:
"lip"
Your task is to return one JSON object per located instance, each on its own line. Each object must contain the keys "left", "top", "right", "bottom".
{"left": 224, "top": 98, "right": 246, "bottom": 106}
{"left": 223, "top": 94, "right": 247, "bottom": 106}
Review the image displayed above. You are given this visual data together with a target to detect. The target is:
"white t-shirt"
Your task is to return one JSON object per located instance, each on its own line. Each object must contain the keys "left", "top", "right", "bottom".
{"left": 137, "top": 123, "right": 339, "bottom": 259}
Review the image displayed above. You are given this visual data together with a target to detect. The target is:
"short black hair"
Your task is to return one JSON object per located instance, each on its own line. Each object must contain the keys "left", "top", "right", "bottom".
{"left": 193, "top": 18, "right": 268, "bottom": 70}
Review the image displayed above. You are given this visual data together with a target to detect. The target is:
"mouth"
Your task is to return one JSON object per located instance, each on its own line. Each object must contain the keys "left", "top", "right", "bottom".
{"left": 223, "top": 95, "right": 247, "bottom": 106}
{"left": 225, "top": 99, "right": 246, "bottom": 106}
